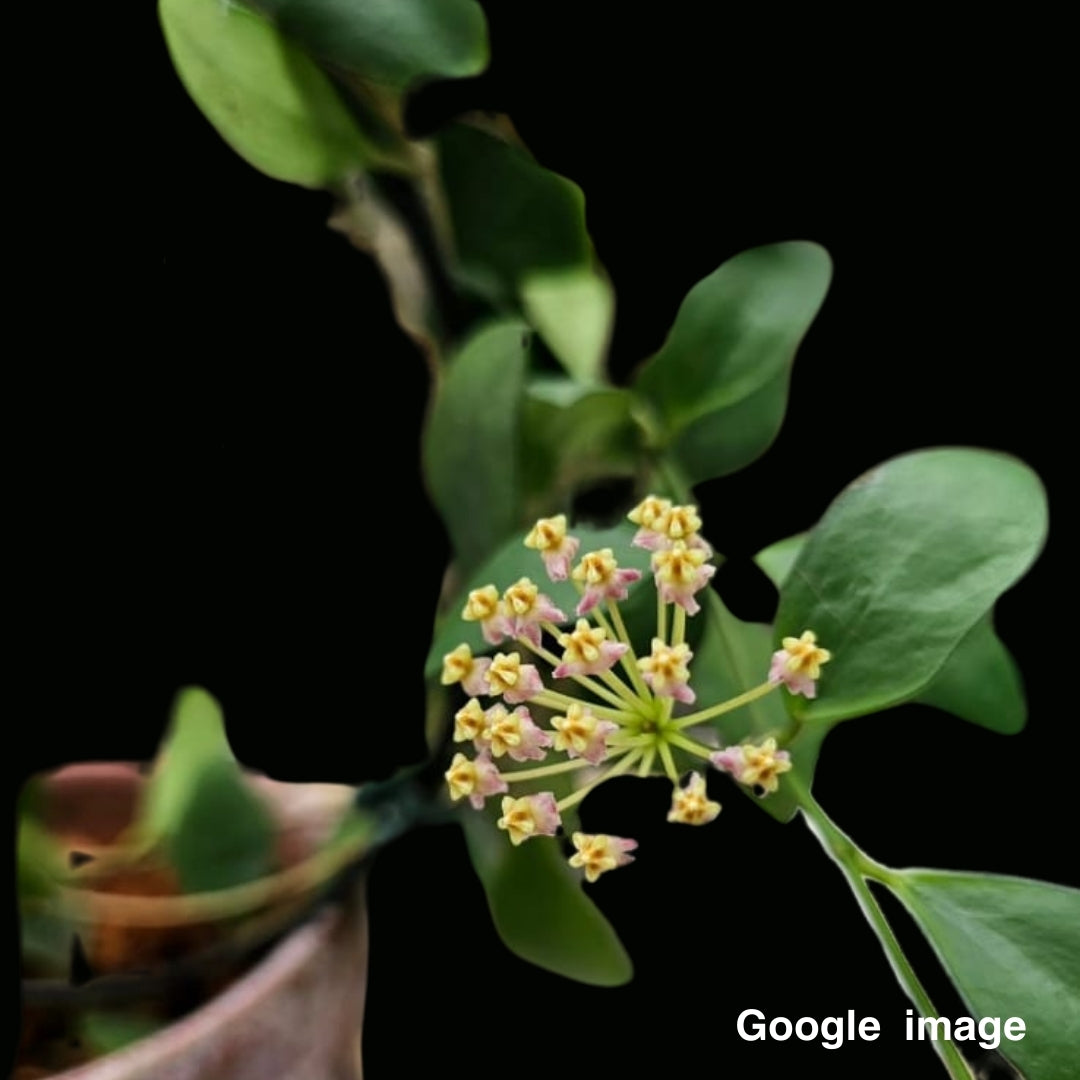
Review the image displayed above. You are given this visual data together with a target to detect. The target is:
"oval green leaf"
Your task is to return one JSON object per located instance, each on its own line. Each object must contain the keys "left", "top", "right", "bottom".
{"left": 633, "top": 242, "right": 831, "bottom": 481}
{"left": 774, "top": 448, "right": 1047, "bottom": 725}
{"left": 160, "top": 0, "right": 373, "bottom": 187}
{"left": 758, "top": 531, "right": 1027, "bottom": 735}
{"left": 462, "top": 812, "right": 632, "bottom": 986}
{"left": 253, "top": 0, "right": 488, "bottom": 90}
{"left": 892, "top": 870, "right": 1080, "bottom": 1080}
{"left": 423, "top": 320, "right": 529, "bottom": 572}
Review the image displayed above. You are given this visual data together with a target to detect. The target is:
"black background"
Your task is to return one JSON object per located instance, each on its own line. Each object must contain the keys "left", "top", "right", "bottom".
{"left": 8, "top": 3, "right": 1073, "bottom": 1077}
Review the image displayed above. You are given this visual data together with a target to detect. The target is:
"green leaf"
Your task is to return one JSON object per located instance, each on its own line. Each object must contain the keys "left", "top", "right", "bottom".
{"left": 917, "top": 617, "right": 1026, "bottom": 734}
{"left": 519, "top": 378, "right": 639, "bottom": 509}
{"left": 634, "top": 243, "right": 831, "bottom": 481}
{"left": 775, "top": 448, "right": 1047, "bottom": 725}
{"left": 437, "top": 124, "right": 612, "bottom": 380}
{"left": 756, "top": 531, "right": 1027, "bottom": 735}
{"left": 423, "top": 320, "right": 529, "bottom": 571}
{"left": 424, "top": 523, "right": 652, "bottom": 681}
{"left": 80, "top": 1012, "right": 165, "bottom": 1056}
{"left": 168, "top": 758, "right": 276, "bottom": 892}
{"left": 140, "top": 688, "right": 275, "bottom": 893}
{"left": 252, "top": 0, "right": 488, "bottom": 90}
{"left": 753, "top": 531, "right": 809, "bottom": 589}
{"left": 688, "top": 596, "right": 811, "bottom": 823}
{"left": 160, "top": 0, "right": 373, "bottom": 187}
{"left": 461, "top": 812, "right": 632, "bottom": 986}
{"left": 891, "top": 870, "right": 1080, "bottom": 1080}
{"left": 665, "top": 367, "right": 793, "bottom": 483}
{"left": 17, "top": 816, "right": 75, "bottom": 975}
{"left": 520, "top": 269, "right": 615, "bottom": 383}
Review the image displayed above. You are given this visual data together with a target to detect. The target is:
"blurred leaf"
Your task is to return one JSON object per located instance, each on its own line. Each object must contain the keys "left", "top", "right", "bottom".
{"left": 168, "top": 758, "right": 276, "bottom": 892}
{"left": 80, "top": 1012, "right": 165, "bottom": 1055}
{"left": 140, "top": 688, "right": 275, "bottom": 893}
{"left": 753, "top": 531, "right": 809, "bottom": 589}
{"left": 917, "top": 617, "right": 1026, "bottom": 734}
{"left": 521, "top": 269, "right": 615, "bottom": 383}
{"left": 775, "top": 449, "right": 1047, "bottom": 725}
{"left": 425, "top": 523, "right": 651, "bottom": 681}
{"left": 757, "top": 531, "right": 1027, "bottom": 735}
{"left": 423, "top": 320, "right": 528, "bottom": 571}
{"left": 160, "top": 0, "right": 373, "bottom": 186}
{"left": 519, "top": 378, "right": 639, "bottom": 509}
{"left": 892, "top": 870, "right": 1080, "bottom": 1080}
{"left": 252, "top": 0, "right": 488, "bottom": 90}
{"left": 17, "top": 817, "right": 75, "bottom": 975}
{"left": 634, "top": 243, "right": 831, "bottom": 480}
{"left": 462, "top": 812, "right": 632, "bottom": 985}
{"left": 437, "top": 123, "right": 611, "bottom": 380}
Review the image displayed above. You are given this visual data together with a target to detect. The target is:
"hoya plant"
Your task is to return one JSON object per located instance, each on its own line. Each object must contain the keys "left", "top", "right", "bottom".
{"left": 14, "top": 3, "right": 1073, "bottom": 1079}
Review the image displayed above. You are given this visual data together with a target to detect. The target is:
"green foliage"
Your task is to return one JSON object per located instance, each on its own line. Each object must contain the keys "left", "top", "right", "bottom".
{"left": 16, "top": 816, "right": 75, "bottom": 975}
{"left": 423, "top": 320, "right": 529, "bottom": 573}
{"left": 774, "top": 448, "right": 1047, "bottom": 725}
{"left": 462, "top": 812, "right": 632, "bottom": 986}
{"left": 757, "top": 532, "right": 1027, "bottom": 735}
{"left": 160, "top": 0, "right": 373, "bottom": 187}
{"left": 139, "top": 688, "right": 275, "bottom": 893}
{"left": 80, "top": 1012, "right": 165, "bottom": 1056}
{"left": 636, "top": 243, "right": 832, "bottom": 481}
{"left": 251, "top": 0, "right": 488, "bottom": 90}
{"left": 519, "top": 378, "right": 639, "bottom": 510}
{"left": 892, "top": 871, "right": 1080, "bottom": 1080}
{"left": 437, "top": 124, "right": 613, "bottom": 380}
{"left": 917, "top": 617, "right": 1026, "bottom": 735}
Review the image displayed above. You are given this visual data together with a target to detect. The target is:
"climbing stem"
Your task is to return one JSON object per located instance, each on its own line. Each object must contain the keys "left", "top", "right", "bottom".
{"left": 788, "top": 772, "right": 973, "bottom": 1080}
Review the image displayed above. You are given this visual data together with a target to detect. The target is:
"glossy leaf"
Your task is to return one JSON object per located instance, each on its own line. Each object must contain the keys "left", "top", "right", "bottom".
{"left": 140, "top": 689, "right": 275, "bottom": 893}
{"left": 437, "top": 124, "right": 611, "bottom": 380}
{"left": 774, "top": 449, "right": 1047, "bottom": 725}
{"left": 252, "top": 0, "right": 488, "bottom": 90}
{"left": 424, "top": 523, "right": 651, "bottom": 681}
{"left": 519, "top": 378, "right": 639, "bottom": 509}
{"left": 917, "top": 617, "right": 1026, "bottom": 734}
{"left": 757, "top": 531, "right": 1027, "bottom": 735}
{"left": 892, "top": 870, "right": 1080, "bottom": 1080}
{"left": 462, "top": 811, "right": 632, "bottom": 986}
{"left": 423, "top": 320, "right": 528, "bottom": 571}
{"left": 160, "top": 0, "right": 373, "bottom": 187}
{"left": 634, "top": 243, "right": 831, "bottom": 480}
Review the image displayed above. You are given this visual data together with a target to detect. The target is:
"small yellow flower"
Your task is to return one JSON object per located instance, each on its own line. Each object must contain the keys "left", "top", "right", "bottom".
{"left": 462, "top": 584, "right": 500, "bottom": 623}
{"left": 568, "top": 832, "right": 638, "bottom": 882}
{"left": 739, "top": 737, "right": 792, "bottom": 795}
{"left": 781, "top": 630, "right": 832, "bottom": 679}
{"left": 667, "top": 772, "right": 721, "bottom": 825}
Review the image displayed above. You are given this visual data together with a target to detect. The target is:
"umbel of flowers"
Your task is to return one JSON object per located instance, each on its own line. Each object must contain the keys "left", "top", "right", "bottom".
{"left": 442, "top": 498, "right": 831, "bottom": 881}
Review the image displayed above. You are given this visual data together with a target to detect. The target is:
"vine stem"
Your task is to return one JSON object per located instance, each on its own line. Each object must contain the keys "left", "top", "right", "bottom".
{"left": 788, "top": 773, "right": 973, "bottom": 1080}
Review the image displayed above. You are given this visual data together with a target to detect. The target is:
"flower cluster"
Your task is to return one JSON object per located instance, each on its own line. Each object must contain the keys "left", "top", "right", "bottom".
{"left": 442, "top": 501, "right": 831, "bottom": 880}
